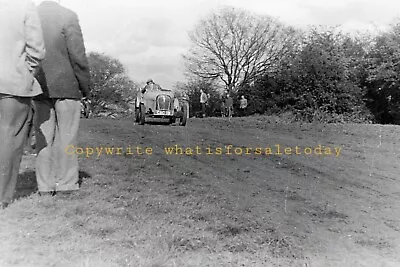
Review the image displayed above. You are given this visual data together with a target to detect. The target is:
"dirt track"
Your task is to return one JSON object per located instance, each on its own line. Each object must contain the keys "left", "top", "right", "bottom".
{"left": 1, "top": 116, "right": 400, "bottom": 266}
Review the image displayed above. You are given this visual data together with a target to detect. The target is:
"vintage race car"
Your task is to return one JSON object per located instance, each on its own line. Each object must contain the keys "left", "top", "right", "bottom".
{"left": 135, "top": 87, "right": 188, "bottom": 126}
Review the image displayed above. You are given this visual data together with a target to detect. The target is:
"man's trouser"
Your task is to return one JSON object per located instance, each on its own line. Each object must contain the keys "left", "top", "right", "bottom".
{"left": 227, "top": 106, "right": 233, "bottom": 117}
{"left": 201, "top": 103, "right": 206, "bottom": 117}
{"left": 34, "top": 98, "right": 81, "bottom": 193}
{"left": 239, "top": 107, "right": 246, "bottom": 117}
{"left": 0, "top": 95, "right": 33, "bottom": 205}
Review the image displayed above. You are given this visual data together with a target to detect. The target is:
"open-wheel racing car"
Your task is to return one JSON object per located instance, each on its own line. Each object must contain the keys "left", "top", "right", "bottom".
{"left": 135, "top": 87, "right": 189, "bottom": 126}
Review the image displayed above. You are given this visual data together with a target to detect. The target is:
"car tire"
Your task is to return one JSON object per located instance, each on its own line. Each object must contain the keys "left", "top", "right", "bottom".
{"left": 179, "top": 103, "right": 188, "bottom": 126}
{"left": 139, "top": 104, "right": 146, "bottom": 125}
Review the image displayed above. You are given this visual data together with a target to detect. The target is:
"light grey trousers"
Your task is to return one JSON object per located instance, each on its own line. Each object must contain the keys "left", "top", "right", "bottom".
{"left": 0, "top": 95, "right": 32, "bottom": 205}
{"left": 34, "top": 98, "right": 81, "bottom": 192}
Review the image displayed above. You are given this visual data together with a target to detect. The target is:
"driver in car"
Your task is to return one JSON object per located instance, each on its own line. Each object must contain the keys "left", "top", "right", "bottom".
{"left": 141, "top": 78, "right": 161, "bottom": 94}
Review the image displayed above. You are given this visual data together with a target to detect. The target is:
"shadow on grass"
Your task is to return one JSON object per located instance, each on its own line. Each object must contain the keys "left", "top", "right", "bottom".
{"left": 78, "top": 170, "right": 92, "bottom": 186}
{"left": 13, "top": 170, "right": 92, "bottom": 201}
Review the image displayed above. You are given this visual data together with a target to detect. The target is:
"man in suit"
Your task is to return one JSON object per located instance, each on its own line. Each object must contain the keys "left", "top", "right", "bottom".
{"left": 34, "top": 0, "right": 91, "bottom": 195}
{"left": 0, "top": 0, "right": 45, "bottom": 208}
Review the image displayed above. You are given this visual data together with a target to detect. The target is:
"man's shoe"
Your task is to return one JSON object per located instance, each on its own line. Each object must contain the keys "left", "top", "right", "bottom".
{"left": 38, "top": 191, "right": 56, "bottom": 197}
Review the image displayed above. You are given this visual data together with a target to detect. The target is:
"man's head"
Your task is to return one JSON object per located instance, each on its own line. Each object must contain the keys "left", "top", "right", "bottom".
{"left": 241, "top": 95, "right": 245, "bottom": 99}
{"left": 146, "top": 78, "right": 154, "bottom": 85}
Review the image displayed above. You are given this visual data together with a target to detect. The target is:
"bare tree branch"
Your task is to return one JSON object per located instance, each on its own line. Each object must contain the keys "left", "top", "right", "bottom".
{"left": 183, "top": 7, "right": 300, "bottom": 93}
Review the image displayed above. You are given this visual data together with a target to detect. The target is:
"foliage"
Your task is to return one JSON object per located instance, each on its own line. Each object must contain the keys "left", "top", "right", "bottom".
{"left": 365, "top": 21, "right": 400, "bottom": 124}
{"left": 88, "top": 52, "right": 139, "bottom": 115}
{"left": 249, "top": 27, "right": 375, "bottom": 123}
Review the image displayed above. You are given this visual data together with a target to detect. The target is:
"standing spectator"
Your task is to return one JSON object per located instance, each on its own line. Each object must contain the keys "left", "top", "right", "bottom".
{"left": 220, "top": 96, "right": 226, "bottom": 117}
{"left": 225, "top": 93, "right": 233, "bottom": 118}
{"left": 200, "top": 89, "right": 208, "bottom": 118}
{"left": 0, "top": 0, "right": 45, "bottom": 208}
{"left": 34, "top": 0, "right": 91, "bottom": 196}
{"left": 206, "top": 93, "right": 211, "bottom": 116}
{"left": 239, "top": 95, "right": 248, "bottom": 116}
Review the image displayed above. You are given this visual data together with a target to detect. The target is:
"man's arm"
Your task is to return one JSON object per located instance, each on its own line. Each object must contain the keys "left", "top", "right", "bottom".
{"left": 64, "top": 12, "right": 91, "bottom": 98}
{"left": 24, "top": 0, "right": 45, "bottom": 75}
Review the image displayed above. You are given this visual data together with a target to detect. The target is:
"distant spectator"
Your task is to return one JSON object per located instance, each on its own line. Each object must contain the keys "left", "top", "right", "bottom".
{"left": 225, "top": 94, "right": 233, "bottom": 118}
{"left": 205, "top": 93, "right": 212, "bottom": 116}
{"left": 220, "top": 97, "right": 226, "bottom": 117}
{"left": 200, "top": 89, "right": 208, "bottom": 117}
{"left": 239, "top": 95, "right": 248, "bottom": 116}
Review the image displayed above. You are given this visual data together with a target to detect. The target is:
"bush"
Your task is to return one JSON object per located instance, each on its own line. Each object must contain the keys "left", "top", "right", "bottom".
{"left": 88, "top": 52, "right": 139, "bottom": 117}
{"left": 249, "top": 27, "right": 373, "bottom": 124}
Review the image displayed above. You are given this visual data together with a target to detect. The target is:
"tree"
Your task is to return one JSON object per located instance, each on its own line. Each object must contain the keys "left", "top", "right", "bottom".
{"left": 250, "top": 27, "right": 373, "bottom": 123}
{"left": 184, "top": 7, "right": 299, "bottom": 94}
{"left": 366, "top": 21, "right": 400, "bottom": 123}
{"left": 88, "top": 52, "right": 139, "bottom": 114}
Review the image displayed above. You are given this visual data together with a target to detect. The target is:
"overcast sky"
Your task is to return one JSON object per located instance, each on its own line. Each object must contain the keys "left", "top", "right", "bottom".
{"left": 35, "top": 0, "right": 400, "bottom": 88}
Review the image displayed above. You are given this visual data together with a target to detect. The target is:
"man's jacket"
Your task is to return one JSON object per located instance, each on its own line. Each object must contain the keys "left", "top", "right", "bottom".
{"left": 36, "top": 1, "right": 90, "bottom": 99}
{"left": 0, "top": 0, "right": 45, "bottom": 97}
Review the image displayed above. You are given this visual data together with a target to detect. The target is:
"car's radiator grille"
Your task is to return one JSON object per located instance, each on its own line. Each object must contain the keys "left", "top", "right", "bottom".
{"left": 156, "top": 95, "right": 171, "bottom": 110}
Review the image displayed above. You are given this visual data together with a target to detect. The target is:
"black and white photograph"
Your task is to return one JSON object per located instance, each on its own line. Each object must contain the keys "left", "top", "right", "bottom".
{"left": 0, "top": 0, "right": 399, "bottom": 266}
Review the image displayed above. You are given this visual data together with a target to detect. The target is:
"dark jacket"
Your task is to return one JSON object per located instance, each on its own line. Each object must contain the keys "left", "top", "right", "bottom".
{"left": 36, "top": 1, "right": 90, "bottom": 99}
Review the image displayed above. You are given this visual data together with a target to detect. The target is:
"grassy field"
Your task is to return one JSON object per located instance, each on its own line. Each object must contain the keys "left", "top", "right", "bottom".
{"left": 0, "top": 116, "right": 399, "bottom": 266}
